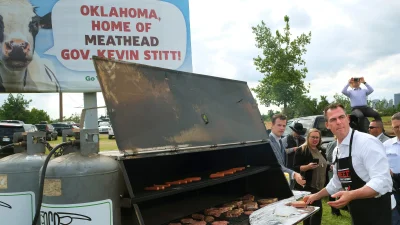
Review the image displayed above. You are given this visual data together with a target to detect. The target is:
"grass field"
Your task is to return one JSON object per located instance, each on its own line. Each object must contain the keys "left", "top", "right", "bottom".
{"left": 48, "top": 134, "right": 118, "bottom": 152}
{"left": 321, "top": 197, "right": 352, "bottom": 225}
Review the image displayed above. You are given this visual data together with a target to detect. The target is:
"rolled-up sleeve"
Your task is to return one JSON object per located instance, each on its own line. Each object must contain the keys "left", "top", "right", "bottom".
{"left": 326, "top": 149, "right": 343, "bottom": 195}
{"left": 362, "top": 140, "right": 393, "bottom": 195}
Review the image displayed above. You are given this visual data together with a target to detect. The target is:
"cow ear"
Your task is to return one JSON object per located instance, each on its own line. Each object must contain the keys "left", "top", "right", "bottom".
{"left": 40, "top": 12, "right": 52, "bottom": 29}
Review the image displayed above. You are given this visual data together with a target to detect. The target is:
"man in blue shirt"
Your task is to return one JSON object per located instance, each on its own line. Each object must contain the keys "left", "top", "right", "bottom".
{"left": 342, "top": 77, "right": 381, "bottom": 132}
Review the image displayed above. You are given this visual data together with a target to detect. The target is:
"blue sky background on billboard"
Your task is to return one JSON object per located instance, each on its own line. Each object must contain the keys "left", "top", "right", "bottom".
{"left": 0, "top": 0, "right": 399, "bottom": 119}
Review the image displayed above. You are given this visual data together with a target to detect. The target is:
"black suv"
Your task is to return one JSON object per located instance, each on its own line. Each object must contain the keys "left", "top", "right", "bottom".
{"left": 0, "top": 123, "right": 33, "bottom": 157}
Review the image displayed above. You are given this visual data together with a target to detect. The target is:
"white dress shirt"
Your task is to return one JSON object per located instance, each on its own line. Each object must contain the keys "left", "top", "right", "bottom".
{"left": 384, "top": 137, "right": 400, "bottom": 173}
{"left": 326, "top": 129, "right": 393, "bottom": 197}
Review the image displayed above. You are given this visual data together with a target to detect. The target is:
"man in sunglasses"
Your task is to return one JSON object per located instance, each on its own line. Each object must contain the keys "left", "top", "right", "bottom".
{"left": 369, "top": 120, "right": 390, "bottom": 143}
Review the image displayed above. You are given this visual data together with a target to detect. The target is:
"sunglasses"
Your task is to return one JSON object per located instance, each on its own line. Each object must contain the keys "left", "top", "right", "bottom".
{"left": 368, "top": 126, "right": 377, "bottom": 129}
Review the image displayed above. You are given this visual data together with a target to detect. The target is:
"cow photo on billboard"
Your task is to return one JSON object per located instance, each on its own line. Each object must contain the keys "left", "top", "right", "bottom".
{"left": 0, "top": 0, "right": 59, "bottom": 92}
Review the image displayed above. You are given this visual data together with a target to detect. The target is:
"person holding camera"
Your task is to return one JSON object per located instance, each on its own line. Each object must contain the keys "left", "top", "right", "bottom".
{"left": 342, "top": 77, "right": 381, "bottom": 132}
{"left": 293, "top": 128, "right": 327, "bottom": 225}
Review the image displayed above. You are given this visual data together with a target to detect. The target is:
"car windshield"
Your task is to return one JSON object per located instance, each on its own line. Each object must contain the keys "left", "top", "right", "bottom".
{"left": 99, "top": 122, "right": 110, "bottom": 126}
{"left": 0, "top": 125, "right": 24, "bottom": 136}
{"left": 36, "top": 124, "right": 46, "bottom": 131}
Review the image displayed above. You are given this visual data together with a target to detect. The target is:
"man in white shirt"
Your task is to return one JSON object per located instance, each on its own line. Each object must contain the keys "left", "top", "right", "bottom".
{"left": 304, "top": 103, "right": 393, "bottom": 225}
{"left": 369, "top": 120, "right": 390, "bottom": 143}
{"left": 384, "top": 112, "right": 400, "bottom": 223}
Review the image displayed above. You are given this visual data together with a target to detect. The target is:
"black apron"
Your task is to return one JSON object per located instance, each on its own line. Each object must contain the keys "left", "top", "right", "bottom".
{"left": 335, "top": 129, "right": 392, "bottom": 225}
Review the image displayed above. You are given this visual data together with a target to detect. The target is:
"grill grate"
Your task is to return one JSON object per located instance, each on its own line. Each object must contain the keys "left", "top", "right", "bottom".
{"left": 164, "top": 195, "right": 274, "bottom": 225}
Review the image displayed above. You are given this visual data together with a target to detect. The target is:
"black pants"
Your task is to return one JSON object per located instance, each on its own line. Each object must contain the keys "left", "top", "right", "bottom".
{"left": 303, "top": 199, "right": 322, "bottom": 225}
{"left": 351, "top": 106, "right": 381, "bottom": 132}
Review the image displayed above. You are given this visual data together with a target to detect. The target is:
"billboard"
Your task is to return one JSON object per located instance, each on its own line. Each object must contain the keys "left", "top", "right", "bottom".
{"left": 0, "top": 0, "right": 192, "bottom": 93}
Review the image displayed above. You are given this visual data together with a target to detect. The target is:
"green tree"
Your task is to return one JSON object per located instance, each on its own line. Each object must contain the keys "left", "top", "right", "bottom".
{"left": 251, "top": 15, "right": 312, "bottom": 113}
{"left": 316, "top": 95, "right": 330, "bottom": 115}
{"left": 0, "top": 94, "right": 31, "bottom": 121}
{"left": 333, "top": 93, "right": 351, "bottom": 114}
{"left": 27, "top": 108, "right": 50, "bottom": 124}
{"left": 284, "top": 95, "right": 329, "bottom": 119}
{"left": 51, "top": 113, "right": 81, "bottom": 123}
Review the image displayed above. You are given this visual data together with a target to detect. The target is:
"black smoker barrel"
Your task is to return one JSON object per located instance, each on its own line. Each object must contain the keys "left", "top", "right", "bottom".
{"left": 92, "top": 57, "right": 293, "bottom": 225}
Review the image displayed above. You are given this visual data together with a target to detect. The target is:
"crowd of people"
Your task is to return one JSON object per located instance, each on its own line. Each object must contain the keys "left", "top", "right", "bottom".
{"left": 269, "top": 77, "right": 400, "bottom": 225}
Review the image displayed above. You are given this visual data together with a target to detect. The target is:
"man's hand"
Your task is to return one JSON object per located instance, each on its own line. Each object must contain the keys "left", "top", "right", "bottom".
{"left": 294, "top": 172, "right": 306, "bottom": 186}
{"left": 349, "top": 78, "right": 353, "bottom": 84}
{"left": 327, "top": 191, "right": 354, "bottom": 209}
{"left": 360, "top": 77, "right": 365, "bottom": 83}
{"left": 330, "top": 164, "right": 334, "bottom": 171}
{"left": 303, "top": 193, "right": 321, "bottom": 205}
{"left": 390, "top": 169, "right": 393, "bottom": 176}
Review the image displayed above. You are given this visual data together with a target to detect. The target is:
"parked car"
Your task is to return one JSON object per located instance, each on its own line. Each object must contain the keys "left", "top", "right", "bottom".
{"left": 108, "top": 126, "right": 114, "bottom": 139}
{"left": 24, "top": 124, "right": 38, "bottom": 132}
{"left": 35, "top": 123, "right": 58, "bottom": 141}
{"left": 52, "top": 123, "right": 78, "bottom": 136}
{"left": 0, "top": 123, "right": 34, "bottom": 157}
{"left": 0, "top": 120, "right": 24, "bottom": 124}
{"left": 283, "top": 115, "right": 335, "bottom": 152}
{"left": 98, "top": 121, "right": 111, "bottom": 134}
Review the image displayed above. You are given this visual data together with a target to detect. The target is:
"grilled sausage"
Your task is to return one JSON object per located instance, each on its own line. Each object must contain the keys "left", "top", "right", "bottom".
{"left": 153, "top": 184, "right": 170, "bottom": 189}
{"left": 210, "top": 173, "right": 224, "bottom": 179}
{"left": 291, "top": 201, "right": 307, "bottom": 208}
{"left": 144, "top": 186, "right": 160, "bottom": 191}
{"left": 166, "top": 181, "right": 181, "bottom": 185}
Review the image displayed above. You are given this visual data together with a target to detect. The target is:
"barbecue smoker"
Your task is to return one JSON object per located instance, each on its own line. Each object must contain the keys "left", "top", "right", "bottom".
{"left": 0, "top": 131, "right": 47, "bottom": 225}
{"left": 93, "top": 56, "right": 294, "bottom": 225}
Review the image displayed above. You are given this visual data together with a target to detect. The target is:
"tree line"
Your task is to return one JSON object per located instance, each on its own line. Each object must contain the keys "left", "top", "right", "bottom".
{"left": 0, "top": 94, "right": 80, "bottom": 124}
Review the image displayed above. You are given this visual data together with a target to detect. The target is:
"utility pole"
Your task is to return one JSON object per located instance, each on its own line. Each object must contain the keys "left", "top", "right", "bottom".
{"left": 59, "top": 92, "right": 63, "bottom": 121}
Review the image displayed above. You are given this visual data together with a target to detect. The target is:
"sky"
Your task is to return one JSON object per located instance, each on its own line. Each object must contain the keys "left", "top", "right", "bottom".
{"left": 0, "top": 0, "right": 399, "bottom": 120}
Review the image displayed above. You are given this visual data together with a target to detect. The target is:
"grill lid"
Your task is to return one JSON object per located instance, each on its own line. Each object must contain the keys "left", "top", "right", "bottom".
{"left": 93, "top": 57, "right": 268, "bottom": 153}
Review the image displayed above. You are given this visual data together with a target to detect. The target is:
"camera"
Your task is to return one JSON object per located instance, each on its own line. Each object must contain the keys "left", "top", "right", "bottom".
{"left": 353, "top": 77, "right": 360, "bottom": 82}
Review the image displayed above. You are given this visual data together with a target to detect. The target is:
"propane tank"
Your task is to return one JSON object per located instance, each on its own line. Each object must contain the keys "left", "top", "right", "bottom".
{"left": 0, "top": 131, "right": 47, "bottom": 225}
{"left": 40, "top": 129, "right": 121, "bottom": 225}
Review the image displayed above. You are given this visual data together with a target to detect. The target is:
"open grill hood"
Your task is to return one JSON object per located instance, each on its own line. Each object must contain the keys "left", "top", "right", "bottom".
{"left": 92, "top": 57, "right": 269, "bottom": 154}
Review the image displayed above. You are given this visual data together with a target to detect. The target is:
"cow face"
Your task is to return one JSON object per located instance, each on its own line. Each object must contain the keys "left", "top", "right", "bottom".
{"left": 0, "top": 2, "right": 39, "bottom": 72}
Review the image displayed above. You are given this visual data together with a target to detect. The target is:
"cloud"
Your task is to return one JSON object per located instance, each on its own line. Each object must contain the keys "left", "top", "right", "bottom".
{"left": 190, "top": 0, "right": 400, "bottom": 115}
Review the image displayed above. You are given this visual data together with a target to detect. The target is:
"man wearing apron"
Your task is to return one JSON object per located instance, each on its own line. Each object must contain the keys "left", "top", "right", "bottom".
{"left": 304, "top": 103, "right": 393, "bottom": 225}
